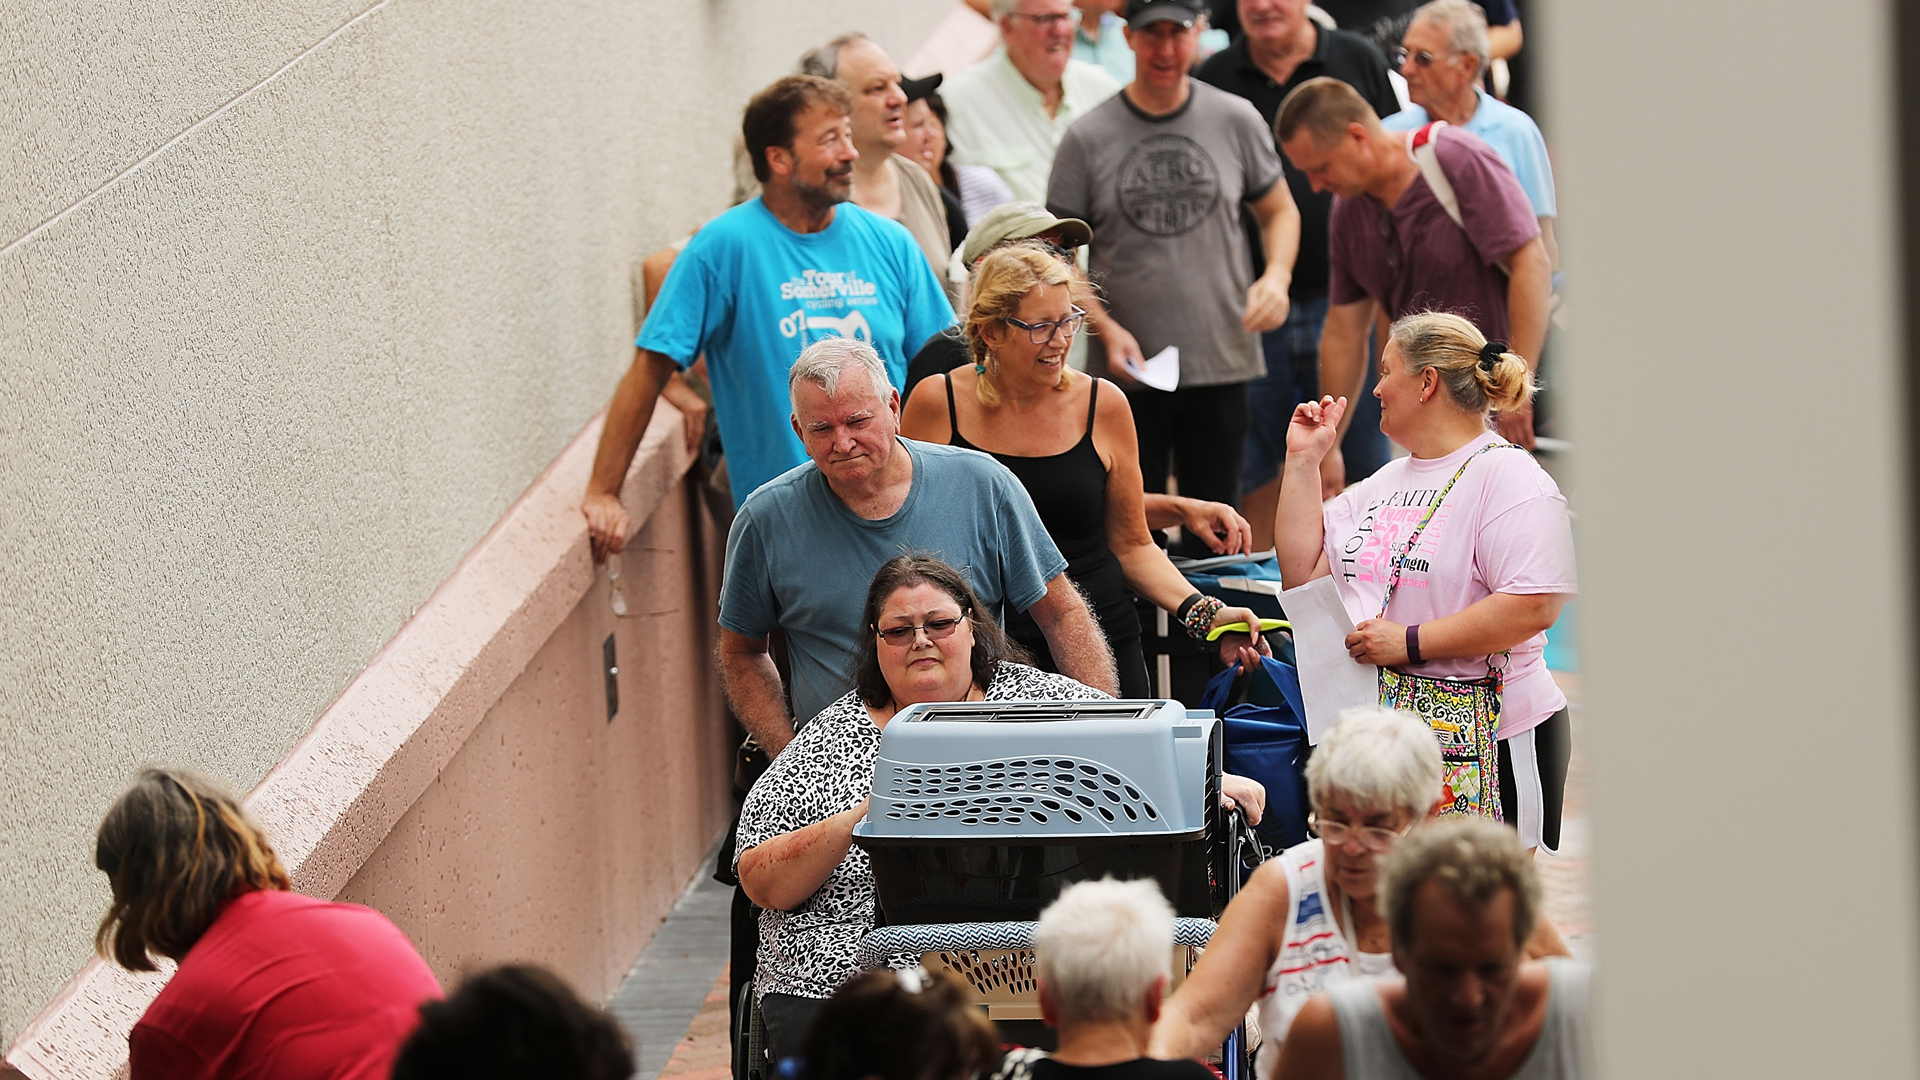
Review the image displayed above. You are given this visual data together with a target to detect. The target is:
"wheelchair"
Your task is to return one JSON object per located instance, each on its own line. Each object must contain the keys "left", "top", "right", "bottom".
{"left": 734, "top": 982, "right": 771, "bottom": 1080}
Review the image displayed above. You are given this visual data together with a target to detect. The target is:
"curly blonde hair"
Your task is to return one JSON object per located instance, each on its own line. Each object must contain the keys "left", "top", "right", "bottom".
{"left": 964, "top": 241, "right": 1077, "bottom": 408}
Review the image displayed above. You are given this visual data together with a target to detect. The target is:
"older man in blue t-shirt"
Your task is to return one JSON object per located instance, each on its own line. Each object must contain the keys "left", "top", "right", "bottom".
{"left": 720, "top": 338, "right": 1116, "bottom": 752}
{"left": 583, "top": 74, "right": 953, "bottom": 558}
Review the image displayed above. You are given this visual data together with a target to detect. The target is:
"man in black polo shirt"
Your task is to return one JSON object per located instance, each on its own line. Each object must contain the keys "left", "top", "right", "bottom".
{"left": 1197, "top": 0, "right": 1397, "bottom": 542}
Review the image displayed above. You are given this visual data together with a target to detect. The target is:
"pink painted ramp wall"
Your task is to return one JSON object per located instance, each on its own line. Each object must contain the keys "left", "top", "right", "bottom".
{"left": 338, "top": 478, "right": 735, "bottom": 1002}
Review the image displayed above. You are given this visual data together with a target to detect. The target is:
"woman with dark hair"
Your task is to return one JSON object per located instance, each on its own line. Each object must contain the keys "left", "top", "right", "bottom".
{"left": 95, "top": 767, "right": 441, "bottom": 1080}
{"left": 392, "top": 965, "right": 634, "bottom": 1080}
{"left": 732, "top": 553, "right": 1096, "bottom": 1062}
{"left": 900, "top": 84, "right": 1016, "bottom": 236}
{"left": 797, "top": 967, "right": 1000, "bottom": 1080}
{"left": 734, "top": 554, "right": 1267, "bottom": 1063}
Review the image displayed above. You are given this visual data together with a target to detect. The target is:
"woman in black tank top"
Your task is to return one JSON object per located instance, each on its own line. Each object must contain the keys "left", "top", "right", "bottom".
{"left": 901, "top": 242, "right": 1269, "bottom": 694}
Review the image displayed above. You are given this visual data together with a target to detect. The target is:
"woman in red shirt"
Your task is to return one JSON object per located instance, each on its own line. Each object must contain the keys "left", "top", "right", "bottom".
{"left": 95, "top": 768, "right": 443, "bottom": 1080}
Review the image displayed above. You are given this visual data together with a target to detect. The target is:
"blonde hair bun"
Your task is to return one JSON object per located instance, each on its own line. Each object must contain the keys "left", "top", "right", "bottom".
{"left": 1386, "top": 311, "right": 1535, "bottom": 416}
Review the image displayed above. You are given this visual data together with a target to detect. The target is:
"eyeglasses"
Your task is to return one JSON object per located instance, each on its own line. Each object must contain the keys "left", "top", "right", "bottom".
{"left": 1005, "top": 306, "right": 1087, "bottom": 345}
{"left": 1393, "top": 47, "right": 1444, "bottom": 68}
{"left": 1308, "top": 812, "right": 1414, "bottom": 853}
{"left": 874, "top": 613, "right": 969, "bottom": 645}
{"left": 1006, "top": 11, "right": 1075, "bottom": 29}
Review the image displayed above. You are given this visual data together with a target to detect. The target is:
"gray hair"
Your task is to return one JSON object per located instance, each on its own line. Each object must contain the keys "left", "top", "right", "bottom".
{"left": 797, "top": 32, "right": 869, "bottom": 79}
{"left": 788, "top": 338, "right": 894, "bottom": 411}
{"left": 1304, "top": 707, "right": 1444, "bottom": 819}
{"left": 1412, "top": 0, "right": 1491, "bottom": 79}
{"left": 1380, "top": 817, "right": 1540, "bottom": 951}
{"left": 990, "top": 0, "right": 1024, "bottom": 18}
{"left": 1034, "top": 878, "right": 1173, "bottom": 1023}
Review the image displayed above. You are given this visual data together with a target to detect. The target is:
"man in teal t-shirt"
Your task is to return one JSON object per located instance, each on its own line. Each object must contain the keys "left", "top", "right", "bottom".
{"left": 720, "top": 338, "right": 1116, "bottom": 748}
{"left": 582, "top": 75, "right": 953, "bottom": 556}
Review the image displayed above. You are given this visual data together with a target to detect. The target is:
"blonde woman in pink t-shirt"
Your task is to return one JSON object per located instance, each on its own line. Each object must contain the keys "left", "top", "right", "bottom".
{"left": 1274, "top": 311, "right": 1578, "bottom": 853}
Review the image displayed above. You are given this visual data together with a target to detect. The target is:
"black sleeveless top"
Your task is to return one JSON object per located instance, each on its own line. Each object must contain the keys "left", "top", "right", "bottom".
{"left": 943, "top": 374, "right": 1142, "bottom": 649}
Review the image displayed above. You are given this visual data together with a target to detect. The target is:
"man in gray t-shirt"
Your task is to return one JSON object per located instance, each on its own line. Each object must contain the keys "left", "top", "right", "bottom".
{"left": 719, "top": 339, "right": 1116, "bottom": 748}
{"left": 1047, "top": 0, "right": 1299, "bottom": 535}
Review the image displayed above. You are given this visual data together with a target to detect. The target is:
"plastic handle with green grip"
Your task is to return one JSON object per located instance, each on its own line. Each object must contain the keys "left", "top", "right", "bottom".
{"left": 1205, "top": 618, "right": 1291, "bottom": 641}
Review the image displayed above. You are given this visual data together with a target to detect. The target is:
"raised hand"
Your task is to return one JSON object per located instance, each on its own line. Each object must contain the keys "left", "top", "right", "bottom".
{"left": 1287, "top": 395, "right": 1348, "bottom": 463}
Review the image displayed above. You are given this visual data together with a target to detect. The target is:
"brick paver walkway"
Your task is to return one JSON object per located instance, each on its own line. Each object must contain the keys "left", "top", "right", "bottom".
{"left": 657, "top": 971, "right": 732, "bottom": 1080}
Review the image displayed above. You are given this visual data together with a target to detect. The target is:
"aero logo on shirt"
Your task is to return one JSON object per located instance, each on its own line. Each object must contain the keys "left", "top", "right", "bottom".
{"left": 778, "top": 270, "right": 881, "bottom": 344}
{"left": 1117, "top": 134, "right": 1221, "bottom": 236}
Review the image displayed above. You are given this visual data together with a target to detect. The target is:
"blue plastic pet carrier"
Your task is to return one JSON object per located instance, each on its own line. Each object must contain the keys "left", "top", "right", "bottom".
{"left": 850, "top": 699, "right": 1224, "bottom": 923}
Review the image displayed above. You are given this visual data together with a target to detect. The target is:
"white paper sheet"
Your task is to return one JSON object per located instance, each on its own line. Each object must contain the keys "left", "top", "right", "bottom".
{"left": 1125, "top": 345, "right": 1180, "bottom": 391}
{"left": 1281, "top": 576, "right": 1379, "bottom": 743}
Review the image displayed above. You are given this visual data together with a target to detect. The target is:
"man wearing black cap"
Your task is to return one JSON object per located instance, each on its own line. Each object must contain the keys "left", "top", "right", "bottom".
{"left": 1046, "top": 0, "right": 1300, "bottom": 545}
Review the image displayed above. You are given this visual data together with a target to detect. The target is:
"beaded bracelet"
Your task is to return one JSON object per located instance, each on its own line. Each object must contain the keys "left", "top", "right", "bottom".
{"left": 1179, "top": 595, "right": 1226, "bottom": 642}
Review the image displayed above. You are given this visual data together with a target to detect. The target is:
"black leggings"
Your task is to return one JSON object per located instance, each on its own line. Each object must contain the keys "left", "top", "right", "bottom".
{"left": 1497, "top": 707, "right": 1572, "bottom": 851}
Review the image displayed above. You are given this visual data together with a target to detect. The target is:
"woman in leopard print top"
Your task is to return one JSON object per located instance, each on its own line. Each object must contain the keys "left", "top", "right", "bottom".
{"left": 734, "top": 554, "right": 1267, "bottom": 1062}
{"left": 734, "top": 555, "right": 1102, "bottom": 1059}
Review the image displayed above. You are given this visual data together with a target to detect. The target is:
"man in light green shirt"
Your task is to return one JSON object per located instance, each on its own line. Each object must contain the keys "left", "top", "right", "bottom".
{"left": 1072, "top": 0, "right": 1137, "bottom": 84}
{"left": 942, "top": 0, "right": 1121, "bottom": 205}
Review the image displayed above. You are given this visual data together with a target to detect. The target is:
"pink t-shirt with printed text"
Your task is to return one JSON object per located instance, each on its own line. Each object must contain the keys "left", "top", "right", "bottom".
{"left": 1322, "top": 435, "right": 1576, "bottom": 739}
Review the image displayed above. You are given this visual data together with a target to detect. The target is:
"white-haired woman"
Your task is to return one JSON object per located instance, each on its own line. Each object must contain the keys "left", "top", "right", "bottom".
{"left": 1147, "top": 708, "right": 1569, "bottom": 1076}
{"left": 1276, "top": 311, "right": 1577, "bottom": 853}
{"left": 1027, "top": 878, "right": 1215, "bottom": 1079}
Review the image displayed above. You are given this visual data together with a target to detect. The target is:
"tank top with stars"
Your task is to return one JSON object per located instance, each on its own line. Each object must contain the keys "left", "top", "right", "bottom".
{"left": 1254, "top": 838, "right": 1396, "bottom": 1079}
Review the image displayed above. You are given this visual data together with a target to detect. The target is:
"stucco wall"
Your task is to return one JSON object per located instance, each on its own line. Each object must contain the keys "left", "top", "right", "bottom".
{"left": 1550, "top": 0, "right": 1920, "bottom": 1074}
{"left": 0, "top": 0, "right": 947, "bottom": 1045}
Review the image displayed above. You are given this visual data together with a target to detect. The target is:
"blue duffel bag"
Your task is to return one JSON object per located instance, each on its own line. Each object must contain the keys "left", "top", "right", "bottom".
{"left": 1174, "top": 553, "right": 1286, "bottom": 621}
{"left": 1200, "top": 653, "right": 1311, "bottom": 863}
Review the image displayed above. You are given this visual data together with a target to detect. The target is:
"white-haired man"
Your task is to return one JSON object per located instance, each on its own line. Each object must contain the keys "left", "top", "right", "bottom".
{"left": 1028, "top": 878, "right": 1214, "bottom": 1079}
{"left": 719, "top": 338, "right": 1116, "bottom": 756}
{"left": 942, "top": 0, "right": 1122, "bottom": 206}
{"left": 1275, "top": 818, "right": 1591, "bottom": 1080}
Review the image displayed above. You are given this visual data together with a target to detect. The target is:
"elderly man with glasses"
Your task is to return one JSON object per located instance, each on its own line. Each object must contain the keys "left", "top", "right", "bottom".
{"left": 942, "top": 0, "right": 1122, "bottom": 207}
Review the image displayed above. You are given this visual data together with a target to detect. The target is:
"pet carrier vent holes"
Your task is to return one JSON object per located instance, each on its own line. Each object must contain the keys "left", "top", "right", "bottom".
{"left": 937, "top": 950, "right": 1038, "bottom": 996}
{"left": 881, "top": 756, "right": 1159, "bottom": 827}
